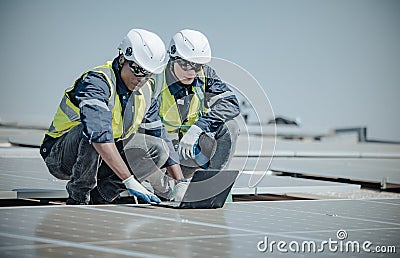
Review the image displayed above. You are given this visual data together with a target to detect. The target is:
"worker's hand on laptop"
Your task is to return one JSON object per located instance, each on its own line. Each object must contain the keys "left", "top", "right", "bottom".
{"left": 123, "top": 175, "right": 161, "bottom": 204}
{"left": 179, "top": 125, "right": 203, "bottom": 159}
{"left": 173, "top": 178, "right": 189, "bottom": 202}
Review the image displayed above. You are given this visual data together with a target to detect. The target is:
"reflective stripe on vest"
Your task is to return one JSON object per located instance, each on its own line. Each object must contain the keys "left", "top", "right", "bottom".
{"left": 158, "top": 68, "right": 207, "bottom": 139}
{"left": 46, "top": 61, "right": 151, "bottom": 141}
{"left": 207, "top": 91, "right": 237, "bottom": 107}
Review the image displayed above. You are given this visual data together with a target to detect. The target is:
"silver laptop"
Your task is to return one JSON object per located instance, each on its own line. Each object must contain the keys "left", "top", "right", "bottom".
{"left": 154, "top": 170, "right": 239, "bottom": 209}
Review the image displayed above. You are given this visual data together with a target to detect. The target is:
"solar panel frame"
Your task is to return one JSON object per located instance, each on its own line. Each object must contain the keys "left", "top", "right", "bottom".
{"left": 233, "top": 172, "right": 360, "bottom": 195}
{"left": 270, "top": 157, "right": 400, "bottom": 185}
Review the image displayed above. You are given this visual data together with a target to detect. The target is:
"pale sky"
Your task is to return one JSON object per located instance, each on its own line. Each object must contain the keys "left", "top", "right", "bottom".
{"left": 1, "top": 0, "right": 399, "bottom": 141}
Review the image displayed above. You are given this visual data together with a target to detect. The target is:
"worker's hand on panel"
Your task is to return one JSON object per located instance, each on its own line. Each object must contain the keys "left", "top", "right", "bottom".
{"left": 123, "top": 175, "right": 161, "bottom": 204}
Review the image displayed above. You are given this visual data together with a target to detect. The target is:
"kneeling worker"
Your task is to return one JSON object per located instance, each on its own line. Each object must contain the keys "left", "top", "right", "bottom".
{"left": 40, "top": 29, "right": 186, "bottom": 205}
{"left": 153, "top": 29, "right": 240, "bottom": 194}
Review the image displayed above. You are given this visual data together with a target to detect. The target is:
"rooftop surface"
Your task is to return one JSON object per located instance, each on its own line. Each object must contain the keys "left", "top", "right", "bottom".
{"left": 0, "top": 126, "right": 399, "bottom": 257}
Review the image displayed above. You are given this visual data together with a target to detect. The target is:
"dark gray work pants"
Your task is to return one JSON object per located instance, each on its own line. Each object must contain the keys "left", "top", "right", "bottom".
{"left": 44, "top": 124, "right": 169, "bottom": 203}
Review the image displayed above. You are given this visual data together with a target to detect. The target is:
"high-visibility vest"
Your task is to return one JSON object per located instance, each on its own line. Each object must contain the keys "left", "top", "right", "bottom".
{"left": 46, "top": 61, "right": 151, "bottom": 141}
{"left": 156, "top": 68, "right": 207, "bottom": 139}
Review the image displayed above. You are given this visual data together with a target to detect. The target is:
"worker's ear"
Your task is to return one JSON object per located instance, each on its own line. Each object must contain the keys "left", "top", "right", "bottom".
{"left": 119, "top": 55, "right": 125, "bottom": 67}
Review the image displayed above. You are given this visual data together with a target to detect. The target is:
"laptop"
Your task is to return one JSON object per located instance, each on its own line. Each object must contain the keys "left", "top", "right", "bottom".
{"left": 154, "top": 170, "right": 239, "bottom": 209}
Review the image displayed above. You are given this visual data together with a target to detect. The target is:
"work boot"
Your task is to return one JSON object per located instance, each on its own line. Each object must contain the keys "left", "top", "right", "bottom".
{"left": 66, "top": 197, "right": 88, "bottom": 205}
{"left": 89, "top": 187, "right": 115, "bottom": 205}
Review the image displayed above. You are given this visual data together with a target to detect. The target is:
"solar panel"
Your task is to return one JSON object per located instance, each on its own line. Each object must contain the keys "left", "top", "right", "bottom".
{"left": 270, "top": 158, "right": 400, "bottom": 185}
{"left": 0, "top": 157, "right": 67, "bottom": 199}
{"left": 2, "top": 128, "right": 400, "bottom": 159}
{"left": 241, "top": 124, "right": 331, "bottom": 138}
{"left": 0, "top": 200, "right": 398, "bottom": 257}
{"left": 0, "top": 146, "right": 39, "bottom": 158}
{"left": 8, "top": 133, "right": 44, "bottom": 148}
{"left": 233, "top": 172, "right": 360, "bottom": 195}
{"left": 234, "top": 137, "right": 400, "bottom": 158}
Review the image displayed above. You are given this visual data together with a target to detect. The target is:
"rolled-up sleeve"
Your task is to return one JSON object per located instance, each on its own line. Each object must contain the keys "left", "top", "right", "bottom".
{"left": 194, "top": 65, "right": 241, "bottom": 133}
{"left": 72, "top": 72, "right": 114, "bottom": 143}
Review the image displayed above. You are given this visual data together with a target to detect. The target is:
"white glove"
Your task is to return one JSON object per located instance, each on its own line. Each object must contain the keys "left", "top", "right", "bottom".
{"left": 173, "top": 180, "right": 189, "bottom": 202}
{"left": 179, "top": 125, "right": 203, "bottom": 160}
{"left": 123, "top": 175, "right": 161, "bottom": 203}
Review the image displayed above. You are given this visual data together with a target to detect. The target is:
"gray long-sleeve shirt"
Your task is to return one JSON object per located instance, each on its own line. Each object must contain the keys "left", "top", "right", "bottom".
{"left": 41, "top": 58, "right": 178, "bottom": 166}
{"left": 163, "top": 62, "right": 241, "bottom": 134}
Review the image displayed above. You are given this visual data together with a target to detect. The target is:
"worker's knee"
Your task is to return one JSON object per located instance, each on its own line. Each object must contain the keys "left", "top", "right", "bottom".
{"left": 138, "top": 134, "right": 170, "bottom": 167}
{"left": 214, "top": 119, "right": 239, "bottom": 149}
{"left": 152, "top": 138, "right": 170, "bottom": 167}
{"left": 223, "top": 119, "right": 240, "bottom": 141}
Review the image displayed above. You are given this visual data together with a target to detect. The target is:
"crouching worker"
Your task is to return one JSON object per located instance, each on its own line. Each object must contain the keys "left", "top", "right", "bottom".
{"left": 40, "top": 29, "right": 185, "bottom": 205}
{"left": 155, "top": 29, "right": 241, "bottom": 179}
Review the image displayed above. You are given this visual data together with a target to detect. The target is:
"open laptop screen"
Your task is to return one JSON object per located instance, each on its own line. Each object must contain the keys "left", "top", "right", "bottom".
{"left": 179, "top": 170, "right": 239, "bottom": 209}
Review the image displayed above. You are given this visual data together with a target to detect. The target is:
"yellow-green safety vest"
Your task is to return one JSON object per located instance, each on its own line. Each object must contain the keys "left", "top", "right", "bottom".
{"left": 46, "top": 61, "right": 152, "bottom": 141}
{"left": 156, "top": 68, "right": 207, "bottom": 139}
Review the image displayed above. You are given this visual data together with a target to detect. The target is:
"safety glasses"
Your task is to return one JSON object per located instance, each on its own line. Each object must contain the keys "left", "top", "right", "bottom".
{"left": 173, "top": 57, "right": 203, "bottom": 72}
{"left": 127, "top": 61, "right": 152, "bottom": 77}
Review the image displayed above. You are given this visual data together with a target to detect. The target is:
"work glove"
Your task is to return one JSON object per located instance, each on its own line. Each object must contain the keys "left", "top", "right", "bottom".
{"left": 123, "top": 175, "right": 161, "bottom": 204}
{"left": 193, "top": 143, "right": 210, "bottom": 169}
{"left": 179, "top": 125, "right": 203, "bottom": 160}
{"left": 173, "top": 179, "right": 190, "bottom": 202}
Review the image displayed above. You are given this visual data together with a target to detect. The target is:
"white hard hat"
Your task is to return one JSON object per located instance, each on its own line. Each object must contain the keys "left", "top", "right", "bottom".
{"left": 168, "top": 29, "right": 211, "bottom": 64}
{"left": 118, "top": 29, "right": 166, "bottom": 74}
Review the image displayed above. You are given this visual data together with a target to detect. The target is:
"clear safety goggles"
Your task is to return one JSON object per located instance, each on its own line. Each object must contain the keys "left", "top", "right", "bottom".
{"left": 173, "top": 57, "right": 203, "bottom": 72}
{"left": 128, "top": 61, "right": 152, "bottom": 77}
